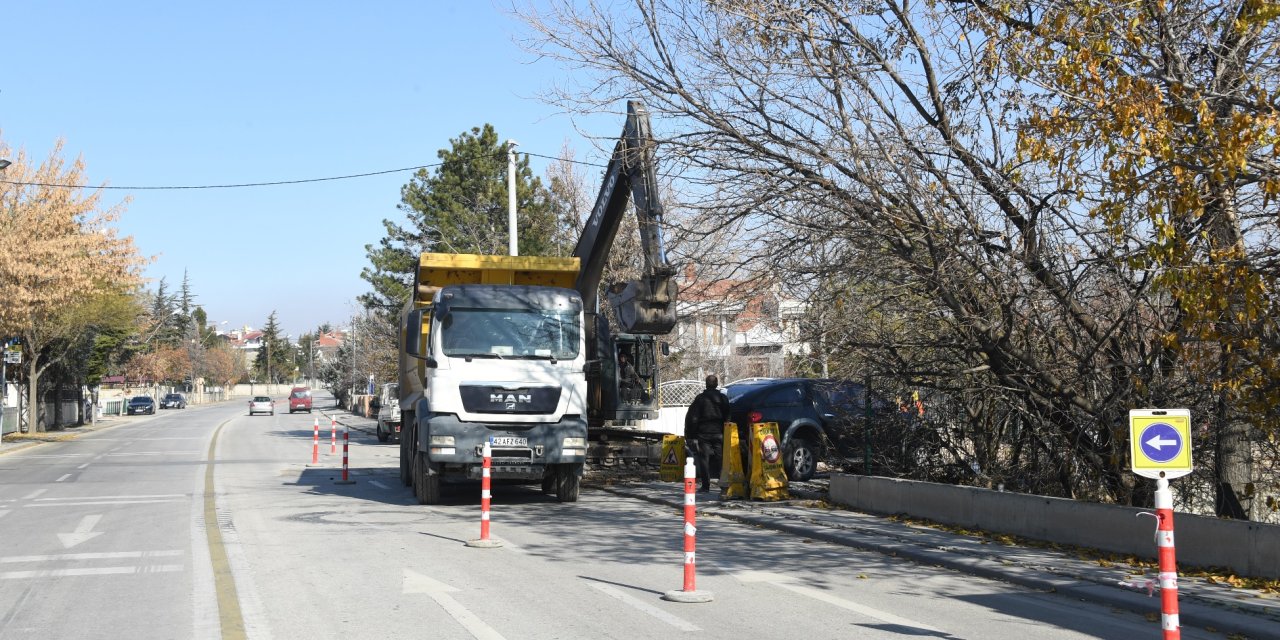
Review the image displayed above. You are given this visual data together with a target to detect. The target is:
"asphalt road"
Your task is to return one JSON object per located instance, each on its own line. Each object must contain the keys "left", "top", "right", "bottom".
{"left": 0, "top": 393, "right": 1244, "bottom": 639}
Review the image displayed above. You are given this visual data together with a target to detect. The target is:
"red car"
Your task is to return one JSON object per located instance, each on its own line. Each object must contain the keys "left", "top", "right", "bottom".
{"left": 288, "top": 387, "right": 313, "bottom": 413}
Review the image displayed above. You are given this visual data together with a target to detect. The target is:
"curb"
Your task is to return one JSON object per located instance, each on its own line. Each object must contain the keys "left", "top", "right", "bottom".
{"left": 601, "top": 485, "right": 1280, "bottom": 640}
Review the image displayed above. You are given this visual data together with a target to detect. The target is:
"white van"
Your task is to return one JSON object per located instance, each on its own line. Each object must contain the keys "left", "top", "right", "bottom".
{"left": 375, "top": 383, "right": 400, "bottom": 443}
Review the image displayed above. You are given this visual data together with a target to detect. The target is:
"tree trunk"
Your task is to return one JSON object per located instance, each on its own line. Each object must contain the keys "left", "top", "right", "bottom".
{"left": 1215, "top": 391, "right": 1252, "bottom": 519}
{"left": 25, "top": 353, "right": 42, "bottom": 433}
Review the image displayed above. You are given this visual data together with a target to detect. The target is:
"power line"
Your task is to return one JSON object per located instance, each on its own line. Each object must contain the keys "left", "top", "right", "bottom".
{"left": 0, "top": 163, "right": 444, "bottom": 191}
{"left": 0, "top": 148, "right": 617, "bottom": 191}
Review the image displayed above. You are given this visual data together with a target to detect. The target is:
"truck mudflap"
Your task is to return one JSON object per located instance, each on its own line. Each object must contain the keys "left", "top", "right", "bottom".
{"left": 421, "top": 413, "right": 588, "bottom": 479}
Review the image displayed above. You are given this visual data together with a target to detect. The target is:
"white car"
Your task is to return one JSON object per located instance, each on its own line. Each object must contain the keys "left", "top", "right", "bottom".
{"left": 248, "top": 396, "right": 275, "bottom": 416}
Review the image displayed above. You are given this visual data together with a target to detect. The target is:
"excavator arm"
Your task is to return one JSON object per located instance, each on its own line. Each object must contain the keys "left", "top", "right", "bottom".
{"left": 572, "top": 100, "right": 677, "bottom": 335}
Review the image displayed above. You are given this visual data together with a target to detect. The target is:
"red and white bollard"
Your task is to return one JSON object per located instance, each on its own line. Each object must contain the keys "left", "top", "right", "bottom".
{"left": 330, "top": 418, "right": 338, "bottom": 455}
{"left": 663, "top": 456, "right": 713, "bottom": 603}
{"left": 335, "top": 423, "right": 355, "bottom": 485}
{"left": 1155, "top": 477, "right": 1180, "bottom": 639}
{"left": 466, "top": 440, "right": 502, "bottom": 548}
{"left": 310, "top": 417, "right": 320, "bottom": 465}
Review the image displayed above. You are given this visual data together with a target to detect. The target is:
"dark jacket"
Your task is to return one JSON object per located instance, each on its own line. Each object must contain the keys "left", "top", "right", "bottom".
{"left": 685, "top": 388, "right": 729, "bottom": 440}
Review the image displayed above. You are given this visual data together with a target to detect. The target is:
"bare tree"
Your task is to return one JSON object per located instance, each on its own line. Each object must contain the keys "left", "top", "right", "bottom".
{"left": 518, "top": 0, "right": 1203, "bottom": 504}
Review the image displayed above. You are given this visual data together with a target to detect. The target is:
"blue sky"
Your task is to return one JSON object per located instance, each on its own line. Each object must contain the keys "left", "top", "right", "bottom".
{"left": 1, "top": 1, "right": 616, "bottom": 339}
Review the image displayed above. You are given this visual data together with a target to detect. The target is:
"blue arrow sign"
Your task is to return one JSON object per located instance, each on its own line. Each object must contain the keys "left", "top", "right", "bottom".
{"left": 1139, "top": 422, "right": 1183, "bottom": 463}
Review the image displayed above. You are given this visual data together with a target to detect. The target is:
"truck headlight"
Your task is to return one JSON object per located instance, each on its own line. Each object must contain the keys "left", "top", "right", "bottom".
{"left": 430, "top": 435, "right": 455, "bottom": 446}
{"left": 562, "top": 437, "right": 586, "bottom": 448}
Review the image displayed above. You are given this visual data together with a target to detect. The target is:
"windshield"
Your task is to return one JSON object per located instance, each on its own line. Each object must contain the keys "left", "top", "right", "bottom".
{"left": 440, "top": 307, "right": 580, "bottom": 360}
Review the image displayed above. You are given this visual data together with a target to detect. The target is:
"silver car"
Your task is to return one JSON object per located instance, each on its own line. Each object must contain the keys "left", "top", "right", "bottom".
{"left": 248, "top": 396, "right": 275, "bottom": 416}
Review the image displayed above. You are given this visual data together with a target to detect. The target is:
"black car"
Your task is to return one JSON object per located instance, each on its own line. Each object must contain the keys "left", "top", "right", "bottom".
{"left": 126, "top": 395, "right": 156, "bottom": 415}
{"left": 725, "top": 378, "right": 901, "bottom": 481}
{"left": 160, "top": 393, "right": 187, "bottom": 409}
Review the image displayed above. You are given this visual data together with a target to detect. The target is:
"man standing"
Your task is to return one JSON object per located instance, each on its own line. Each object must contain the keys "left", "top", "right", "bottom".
{"left": 684, "top": 374, "right": 729, "bottom": 492}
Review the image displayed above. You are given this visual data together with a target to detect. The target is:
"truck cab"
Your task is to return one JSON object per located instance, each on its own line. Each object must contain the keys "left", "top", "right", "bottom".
{"left": 376, "top": 383, "right": 401, "bottom": 442}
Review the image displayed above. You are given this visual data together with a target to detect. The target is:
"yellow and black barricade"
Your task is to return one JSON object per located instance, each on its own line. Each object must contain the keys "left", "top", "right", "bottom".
{"left": 748, "top": 422, "right": 789, "bottom": 501}
{"left": 719, "top": 421, "right": 747, "bottom": 498}
{"left": 659, "top": 435, "right": 686, "bottom": 482}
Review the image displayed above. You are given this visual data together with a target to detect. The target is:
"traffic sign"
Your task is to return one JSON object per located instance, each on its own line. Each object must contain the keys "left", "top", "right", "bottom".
{"left": 1129, "top": 409, "right": 1192, "bottom": 479}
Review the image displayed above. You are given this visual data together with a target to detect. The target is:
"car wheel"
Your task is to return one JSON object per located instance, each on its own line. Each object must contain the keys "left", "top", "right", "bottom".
{"left": 784, "top": 437, "right": 817, "bottom": 482}
{"left": 413, "top": 451, "right": 440, "bottom": 505}
{"left": 376, "top": 422, "right": 390, "bottom": 443}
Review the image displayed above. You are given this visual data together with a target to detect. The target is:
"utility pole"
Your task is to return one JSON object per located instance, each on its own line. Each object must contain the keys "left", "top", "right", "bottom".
{"left": 507, "top": 139, "right": 519, "bottom": 256}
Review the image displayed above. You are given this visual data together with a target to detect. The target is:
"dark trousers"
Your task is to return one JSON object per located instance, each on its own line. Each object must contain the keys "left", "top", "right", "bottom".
{"left": 686, "top": 436, "right": 720, "bottom": 490}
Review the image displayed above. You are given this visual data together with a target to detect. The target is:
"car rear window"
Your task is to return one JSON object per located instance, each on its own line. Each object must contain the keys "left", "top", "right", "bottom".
{"left": 253, "top": 396, "right": 272, "bottom": 402}
{"left": 291, "top": 390, "right": 310, "bottom": 399}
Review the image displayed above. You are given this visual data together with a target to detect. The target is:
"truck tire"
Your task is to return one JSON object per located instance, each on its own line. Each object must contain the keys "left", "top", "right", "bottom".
{"left": 556, "top": 464, "right": 581, "bottom": 503}
{"left": 399, "top": 427, "right": 413, "bottom": 486}
{"left": 376, "top": 421, "right": 390, "bottom": 443}
{"left": 413, "top": 451, "right": 440, "bottom": 505}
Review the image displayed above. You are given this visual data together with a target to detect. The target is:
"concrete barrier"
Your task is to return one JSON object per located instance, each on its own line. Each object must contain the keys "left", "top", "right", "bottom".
{"left": 829, "top": 474, "right": 1280, "bottom": 579}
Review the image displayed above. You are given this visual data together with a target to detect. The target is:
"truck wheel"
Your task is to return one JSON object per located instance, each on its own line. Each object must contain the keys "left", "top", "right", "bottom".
{"left": 399, "top": 431, "right": 413, "bottom": 486}
{"left": 376, "top": 422, "right": 390, "bottom": 443}
{"left": 556, "top": 465, "right": 581, "bottom": 503}
{"left": 413, "top": 452, "right": 440, "bottom": 505}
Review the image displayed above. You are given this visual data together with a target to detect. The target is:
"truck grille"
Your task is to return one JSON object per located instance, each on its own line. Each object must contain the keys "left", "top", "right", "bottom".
{"left": 459, "top": 386, "right": 560, "bottom": 414}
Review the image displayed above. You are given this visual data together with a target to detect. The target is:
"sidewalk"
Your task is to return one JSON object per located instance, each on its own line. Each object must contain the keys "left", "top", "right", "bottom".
{"left": 601, "top": 481, "right": 1280, "bottom": 640}
{"left": 0, "top": 414, "right": 128, "bottom": 456}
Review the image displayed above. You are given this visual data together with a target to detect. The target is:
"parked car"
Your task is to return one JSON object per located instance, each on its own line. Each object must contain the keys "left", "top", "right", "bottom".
{"left": 288, "top": 387, "right": 313, "bottom": 413}
{"left": 725, "top": 378, "right": 901, "bottom": 481}
{"left": 248, "top": 396, "right": 275, "bottom": 416}
{"left": 160, "top": 393, "right": 187, "bottom": 409}
{"left": 126, "top": 395, "right": 156, "bottom": 415}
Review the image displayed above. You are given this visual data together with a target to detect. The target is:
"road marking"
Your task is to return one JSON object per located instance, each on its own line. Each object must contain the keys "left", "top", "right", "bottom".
{"left": 403, "top": 568, "right": 506, "bottom": 640}
{"left": 27, "top": 499, "right": 182, "bottom": 507}
{"left": 20, "top": 454, "right": 91, "bottom": 459}
{"left": 22, "top": 489, "right": 47, "bottom": 500}
{"left": 2, "top": 550, "right": 183, "bottom": 564}
{"left": 588, "top": 582, "right": 700, "bottom": 631}
{"left": 106, "top": 451, "right": 202, "bottom": 456}
{"left": 55, "top": 474, "right": 72, "bottom": 482}
{"left": 76, "top": 463, "right": 90, "bottom": 470}
{"left": 35, "top": 494, "right": 185, "bottom": 501}
{"left": 58, "top": 514, "right": 105, "bottom": 548}
{"left": 203, "top": 419, "right": 248, "bottom": 639}
{"left": 370, "top": 480, "right": 388, "bottom": 489}
{"left": 1, "top": 565, "right": 183, "bottom": 579}
{"left": 736, "top": 571, "right": 946, "bottom": 634}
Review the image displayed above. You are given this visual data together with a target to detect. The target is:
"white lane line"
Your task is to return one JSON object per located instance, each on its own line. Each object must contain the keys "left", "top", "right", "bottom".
{"left": 2, "top": 550, "right": 184, "bottom": 564}
{"left": 105, "top": 451, "right": 202, "bottom": 456}
{"left": 22, "top": 489, "right": 48, "bottom": 500}
{"left": 589, "top": 582, "right": 701, "bottom": 632}
{"left": 55, "top": 474, "right": 72, "bottom": 482}
{"left": 76, "top": 463, "right": 90, "bottom": 470}
{"left": 87, "top": 437, "right": 204, "bottom": 441}
{"left": 403, "top": 569, "right": 506, "bottom": 640}
{"left": 1, "top": 565, "right": 184, "bottom": 579}
{"left": 736, "top": 571, "right": 946, "bottom": 634}
{"left": 27, "top": 499, "right": 183, "bottom": 507}
{"left": 19, "top": 455, "right": 91, "bottom": 459}
{"left": 370, "top": 480, "right": 388, "bottom": 489}
{"left": 35, "top": 494, "right": 185, "bottom": 501}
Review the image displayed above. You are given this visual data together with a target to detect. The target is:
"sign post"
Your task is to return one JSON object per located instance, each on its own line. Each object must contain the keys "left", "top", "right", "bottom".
{"left": 1129, "top": 409, "right": 1192, "bottom": 640}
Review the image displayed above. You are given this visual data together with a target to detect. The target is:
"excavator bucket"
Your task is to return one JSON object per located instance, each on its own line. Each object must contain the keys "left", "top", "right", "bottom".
{"left": 607, "top": 273, "right": 678, "bottom": 334}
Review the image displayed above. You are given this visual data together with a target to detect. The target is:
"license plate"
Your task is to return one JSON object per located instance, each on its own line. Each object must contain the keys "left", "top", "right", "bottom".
{"left": 491, "top": 436, "right": 527, "bottom": 447}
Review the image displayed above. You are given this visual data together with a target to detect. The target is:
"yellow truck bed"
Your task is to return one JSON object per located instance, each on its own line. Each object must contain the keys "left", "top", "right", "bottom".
{"left": 412, "top": 253, "right": 580, "bottom": 304}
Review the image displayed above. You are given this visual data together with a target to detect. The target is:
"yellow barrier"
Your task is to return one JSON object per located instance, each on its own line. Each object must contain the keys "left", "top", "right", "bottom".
{"left": 719, "top": 422, "right": 747, "bottom": 498}
{"left": 659, "top": 435, "right": 686, "bottom": 482}
{"left": 748, "top": 422, "right": 789, "bottom": 501}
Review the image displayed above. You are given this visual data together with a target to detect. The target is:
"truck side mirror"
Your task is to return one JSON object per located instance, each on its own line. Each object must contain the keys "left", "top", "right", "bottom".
{"left": 404, "top": 309, "right": 428, "bottom": 358}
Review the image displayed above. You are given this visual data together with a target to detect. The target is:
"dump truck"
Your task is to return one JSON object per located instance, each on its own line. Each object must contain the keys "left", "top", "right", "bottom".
{"left": 397, "top": 100, "right": 678, "bottom": 504}
{"left": 397, "top": 254, "right": 590, "bottom": 503}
